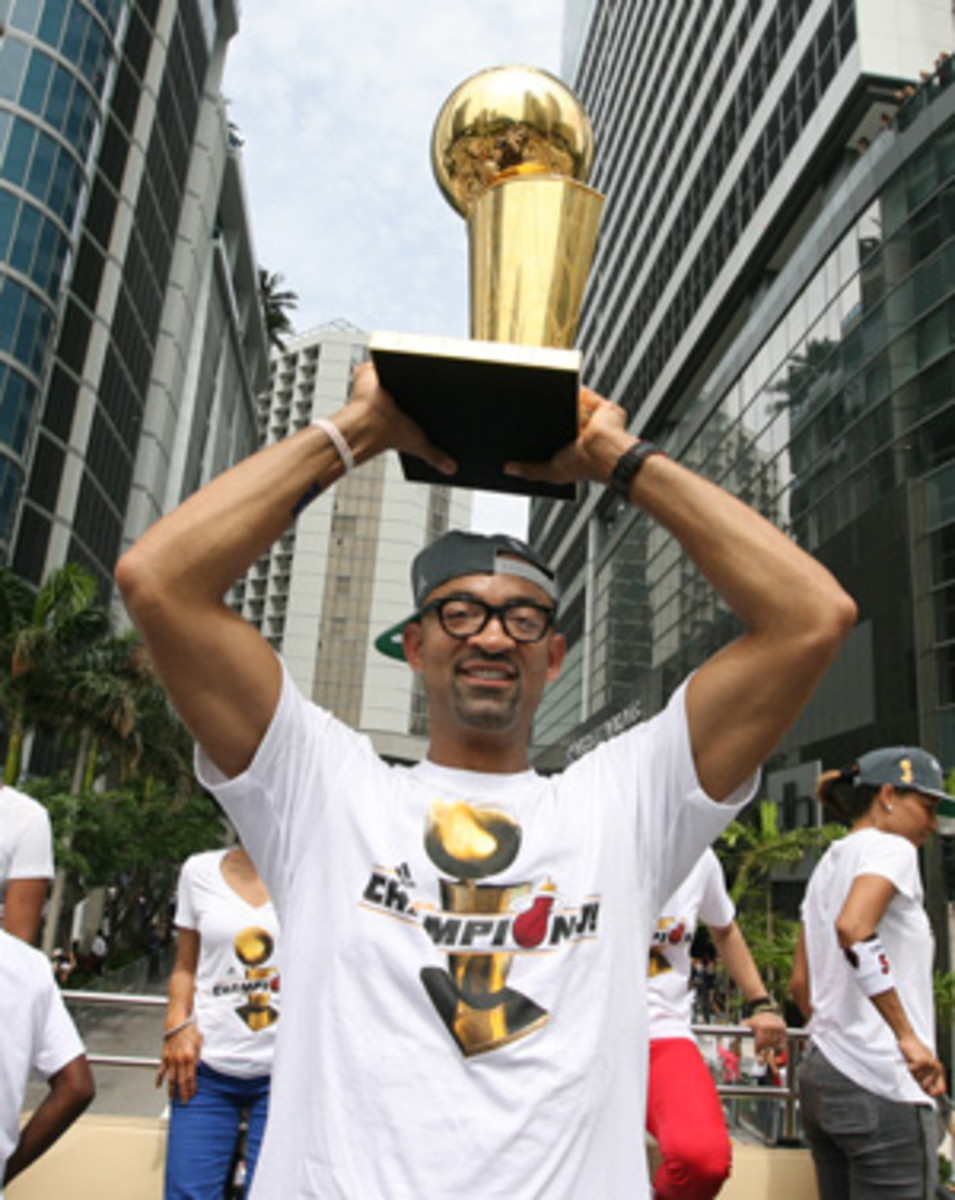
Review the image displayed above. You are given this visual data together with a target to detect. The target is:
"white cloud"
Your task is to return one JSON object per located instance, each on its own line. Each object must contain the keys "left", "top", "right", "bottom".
{"left": 224, "top": 1, "right": 563, "bottom": 337}
{"left": 224, "top": 2, "right": 565, "bottom": 538}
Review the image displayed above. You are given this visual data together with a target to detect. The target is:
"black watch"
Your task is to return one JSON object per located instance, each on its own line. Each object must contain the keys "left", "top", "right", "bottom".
{"left": 608, "top": 441, "right": 664, "bottom": 499}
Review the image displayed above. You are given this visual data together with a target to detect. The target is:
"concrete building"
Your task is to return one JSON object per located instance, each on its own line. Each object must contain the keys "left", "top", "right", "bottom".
{"left": 242, "top": 321, "right": 471, "bottom": 762}
{"left": 534, "top": 0, "right": 955, "bottom": 778}
{"left": 0, "top": 0, "right": 266, "bottom": 597}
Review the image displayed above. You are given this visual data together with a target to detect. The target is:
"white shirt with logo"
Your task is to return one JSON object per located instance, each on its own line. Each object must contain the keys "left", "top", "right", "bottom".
{"left": 0, "top": 929, "right": 84, "bottom": 1195}
{"left": 802, "top": 827, "right": 934, "bottom": 1106}
{"left": 0, "top": 787, "right": 54, "bottom": 920}
{"left": 197, "top": 663, "right": 754, "bottom": 1200}
{"left": 174, "top": 850, "right": 281, "bottom": 1078}
{"left": 648, "top": 847, "right": 735, "bottom": 1042}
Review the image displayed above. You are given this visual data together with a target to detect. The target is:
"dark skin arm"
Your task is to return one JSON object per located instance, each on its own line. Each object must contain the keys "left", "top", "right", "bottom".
{"left": 790, "top": 925, "right": 812, "bottom": 1021}
{"left": 836, "top": 872, "right": 945, "bottom": 1098}
{"left": 3, "top": 1054, "right": 94, "bottom": 1186}
{"left": 116, "top": 365, "right": 454, "bottom": 779}
{"left": 156, "top": 928, "right": 202, "bottom": 1102}
{"left": 508, "top": 390, "right": 857, "bottom": 800}
{"left": 3, "top": 878, "right": 49, "bottom": 944}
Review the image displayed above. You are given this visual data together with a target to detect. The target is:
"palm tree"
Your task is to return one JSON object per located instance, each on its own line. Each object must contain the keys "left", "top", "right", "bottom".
{"left": 258, "top": 267, "right": 298, "bottom": 349}
{"left": 0, "top": 564, "right": 109, "bottom": 784}
{"left": 717, "top": 800, "right": 845, "bottom": 989}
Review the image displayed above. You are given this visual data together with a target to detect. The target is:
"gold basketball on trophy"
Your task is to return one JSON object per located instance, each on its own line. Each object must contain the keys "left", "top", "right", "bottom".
{"left": 432, "top": 65, "right": 603, "bottom": 350}
{"left": 370, "top": 65, "right": 606, "bottom": 499}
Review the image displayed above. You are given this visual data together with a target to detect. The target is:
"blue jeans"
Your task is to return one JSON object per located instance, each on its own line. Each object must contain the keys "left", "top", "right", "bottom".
{"left": 798, "top": 1042, "right": 936, "bottom": 1200}
{"left": 165, "top": 1062, "right": 271, "bottom": 1199}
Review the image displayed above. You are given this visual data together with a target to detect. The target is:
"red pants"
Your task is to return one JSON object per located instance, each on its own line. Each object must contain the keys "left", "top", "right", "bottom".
{"left": 647, "top": 1037, "right": 733, "bottom": 1200}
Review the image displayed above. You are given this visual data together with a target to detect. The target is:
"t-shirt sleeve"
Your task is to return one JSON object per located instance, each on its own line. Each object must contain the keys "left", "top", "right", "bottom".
{"left": 33, "top": 980, "right": 85, "bottom": 1079}
{"left": 194, "top": 660, "right": 373, "bottom": 915}
{"left": 8, "top": 800, "right": 54, "bottom": 880}
{"left": 856, "top": 835, "right": 921, "bottom": 902}
{"left": 173, "top": 858, "right": 199, "bottom": 930}
{"left": 697, "top": 848, "right": 736, "bottom": 929}
{"left": 584, "top": 679, "right": 758, "bottom": 916}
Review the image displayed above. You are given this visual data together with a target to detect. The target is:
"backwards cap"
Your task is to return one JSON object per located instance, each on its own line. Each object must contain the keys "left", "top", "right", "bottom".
{"left": 375, "top": 531, "right": 558, "bottom": 661}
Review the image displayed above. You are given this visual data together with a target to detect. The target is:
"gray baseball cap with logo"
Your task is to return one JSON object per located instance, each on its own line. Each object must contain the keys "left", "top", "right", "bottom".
{"left": 854, "top": 746, "right": 955, "bottom": 834}
{"left": 854, "top": 746, "right": 949, "bottom": 801}
{"left": 375, "top": 531, "right": 558, "bottom": 661}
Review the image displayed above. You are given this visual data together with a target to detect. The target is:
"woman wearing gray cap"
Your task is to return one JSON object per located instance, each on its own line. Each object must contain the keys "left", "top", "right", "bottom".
{"left": 790, "top": 747, "right": 947, "bottom": 1200}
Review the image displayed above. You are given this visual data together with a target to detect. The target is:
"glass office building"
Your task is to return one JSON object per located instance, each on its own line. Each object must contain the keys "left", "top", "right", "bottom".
{"left": 0, "top": 0, "right": 126, "bottom": 560}
{"left": 533, "top": 0, "right": 955, "bottom": 782}
{"left": 0, "top": 0, "right": 265, "bottom": 597}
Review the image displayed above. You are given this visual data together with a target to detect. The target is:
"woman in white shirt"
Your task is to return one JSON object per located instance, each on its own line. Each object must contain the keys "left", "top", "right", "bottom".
{"left": 647, "top": 848, "right": 786, "bottom": 1198}
{"left": 158, "top": 846, "right": 280, "bottom": 1199}
{"left": 791, "top": 747, "right": 946, "bottom": 1200}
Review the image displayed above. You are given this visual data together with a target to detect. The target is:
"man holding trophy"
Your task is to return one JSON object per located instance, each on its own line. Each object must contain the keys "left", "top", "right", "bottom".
{"left": 117, "top": 67, "right": 856, "bottom": 1200}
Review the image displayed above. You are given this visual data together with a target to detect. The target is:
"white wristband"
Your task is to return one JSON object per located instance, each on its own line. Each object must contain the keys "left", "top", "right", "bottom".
{"left": 313, "top": 417, "right": 355, "bottom": 475}
{"left": 843, "top": 934, "right": 896, "bottom": 998}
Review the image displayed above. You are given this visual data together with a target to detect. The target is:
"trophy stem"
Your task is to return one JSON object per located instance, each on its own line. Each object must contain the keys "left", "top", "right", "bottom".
{"left": 468, "top": 175, "right": 605, "bottom": 348}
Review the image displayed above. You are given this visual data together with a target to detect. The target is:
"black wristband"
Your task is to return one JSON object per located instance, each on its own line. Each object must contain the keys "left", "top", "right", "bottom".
{"left": 608, "top": 441, "right": 664, "bottom": 499}
{"left": 742, "top": 995, "right": 780, "bottom": 1019}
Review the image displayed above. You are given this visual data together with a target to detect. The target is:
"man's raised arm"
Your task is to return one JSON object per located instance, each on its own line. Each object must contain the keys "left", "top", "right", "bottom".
{"left": 116, "top": 366, "right": 454, "bottom": 779}
{"left": 507, "top": 388, "right": 857, "bottom": 801}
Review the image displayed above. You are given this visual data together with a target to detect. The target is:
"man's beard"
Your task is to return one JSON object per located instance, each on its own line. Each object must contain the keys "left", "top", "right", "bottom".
{"left": 449, "top": 671, "right": 522, "bottom": 730}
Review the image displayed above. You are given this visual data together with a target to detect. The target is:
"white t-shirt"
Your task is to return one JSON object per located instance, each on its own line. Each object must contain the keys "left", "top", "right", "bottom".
{"left": 0, "top": 787, "right": 54, "bottom": 919}
{"left": 197, "top": 663, "right": 754, "bottom": 1200}
{"left": 174, "top": 850, "right": 281, "bottom": 1078}
{"left": 648, "top": 847, "right": 735, "bottom": 1041}
{"left": 0, "top": 929, "right": 85, "bottom": 1194}
{"left": 802, "top": 827, "right": 934, "bottom": 1106}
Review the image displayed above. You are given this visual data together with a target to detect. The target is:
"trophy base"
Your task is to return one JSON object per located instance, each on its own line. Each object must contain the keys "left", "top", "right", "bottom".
{"left": 369, "top": 331, "right": 580, "bottom": 500}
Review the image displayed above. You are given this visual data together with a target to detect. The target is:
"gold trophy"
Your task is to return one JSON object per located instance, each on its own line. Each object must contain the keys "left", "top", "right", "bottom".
{"left": 370, "top": 65, "right": 605, "bottom": 500}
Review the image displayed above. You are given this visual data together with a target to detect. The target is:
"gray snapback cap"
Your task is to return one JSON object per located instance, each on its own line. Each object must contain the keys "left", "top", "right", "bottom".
{"left": 855, "top": 746, "right": 948, "bottom": 801}
{"left": 375, "top": 531, "right": 558, "bottom": 661}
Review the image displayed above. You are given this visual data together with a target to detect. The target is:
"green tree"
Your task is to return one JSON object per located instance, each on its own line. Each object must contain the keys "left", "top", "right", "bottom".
{"left": 258, "top": 267, "right": 298, "bottom": 349}
{"left": 0, "top": 564, "right": 109, "bottom": 784}
{"left": 29, "top": 774, "right": 225, "bottom": 964}
{"left": 717, "top": 799, "right": 845, "bottom": 994}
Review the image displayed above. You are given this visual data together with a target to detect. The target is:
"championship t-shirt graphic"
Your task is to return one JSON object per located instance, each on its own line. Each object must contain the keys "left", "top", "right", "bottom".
{"left": 360, "top": 798, "right": 601, "bottom": 1057}
{"left": 215, "top": 926, "right": 280, "bottom": 1032}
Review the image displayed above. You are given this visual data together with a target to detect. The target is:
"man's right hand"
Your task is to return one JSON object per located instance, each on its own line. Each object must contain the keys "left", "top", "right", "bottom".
{"left": 345, "top": 362, "right": 456, "bottom": 476}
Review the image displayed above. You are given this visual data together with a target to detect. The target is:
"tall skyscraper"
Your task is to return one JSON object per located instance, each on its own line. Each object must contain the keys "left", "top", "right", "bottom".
{"left": 244, "top": 321, "right": 471, "bottom": 762}
{"left": 534, "top": 0, "right": 954, "bottom": 781}
{"left": 0, "top": 0, "right": 266, "bottom": 596}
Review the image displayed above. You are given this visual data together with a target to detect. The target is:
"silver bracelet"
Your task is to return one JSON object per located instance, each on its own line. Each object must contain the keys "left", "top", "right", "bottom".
{"left": 163, "top": 1015, "right": 196, "bottom": 1041}
{"left": 313, "top": 416, "right": 355, "bottom": 474}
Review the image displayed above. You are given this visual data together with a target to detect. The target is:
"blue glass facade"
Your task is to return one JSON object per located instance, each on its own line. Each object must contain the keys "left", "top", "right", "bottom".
{"left": 6, "top": 0, "right": 219, "bottom": 594}
{"left": 535, "top": 60, "right": 955, "bottom": 789}
{"left": 0, "top": 0, "right": 123, "bottom": 553}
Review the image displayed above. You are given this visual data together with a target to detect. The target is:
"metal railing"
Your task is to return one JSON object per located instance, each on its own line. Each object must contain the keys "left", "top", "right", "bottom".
{"left": 62, "top": 989, "right": 167, "bottom": 1071}
{"left": 60, "top": 991, "right": 809, "bottom": 1144}
{"left": 691, "top": 1022, "right": 810, "bottom": 1144}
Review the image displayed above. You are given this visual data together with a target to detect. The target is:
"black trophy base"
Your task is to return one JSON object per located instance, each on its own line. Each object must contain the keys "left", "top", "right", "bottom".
{"left": 369, "top": 331, "right": 580, "bottom": 500}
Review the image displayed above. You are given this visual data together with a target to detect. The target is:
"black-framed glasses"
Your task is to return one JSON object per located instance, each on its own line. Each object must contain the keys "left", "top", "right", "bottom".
{"left": 416, "top": 594, "right": 557, "bottom": 643}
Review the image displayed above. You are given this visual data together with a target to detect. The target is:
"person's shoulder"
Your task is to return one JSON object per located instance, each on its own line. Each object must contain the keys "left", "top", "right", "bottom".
{"left": 0, "top": 784, "right": 48, "bottom": 821}
{"left": 0, "top": 928, "right": 55, "bottom": 990}
{"left": 852, "top": 826, "right": 916, "bottom": 863}
{"left": 181, "top": 848, "right": 226, "bottom": 880}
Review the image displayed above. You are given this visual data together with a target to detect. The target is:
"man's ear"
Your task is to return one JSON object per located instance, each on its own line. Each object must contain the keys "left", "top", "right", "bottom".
{"left": 546, "top": 633, "right": 566, "bottom": 681}
{"left": 403, "top": 621, "right": 424, "bottom": 670}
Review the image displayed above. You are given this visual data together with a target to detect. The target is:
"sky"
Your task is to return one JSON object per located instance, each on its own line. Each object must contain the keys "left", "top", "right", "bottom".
{"left": 223, "top": 2, "right": 568, "bottom": 536}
